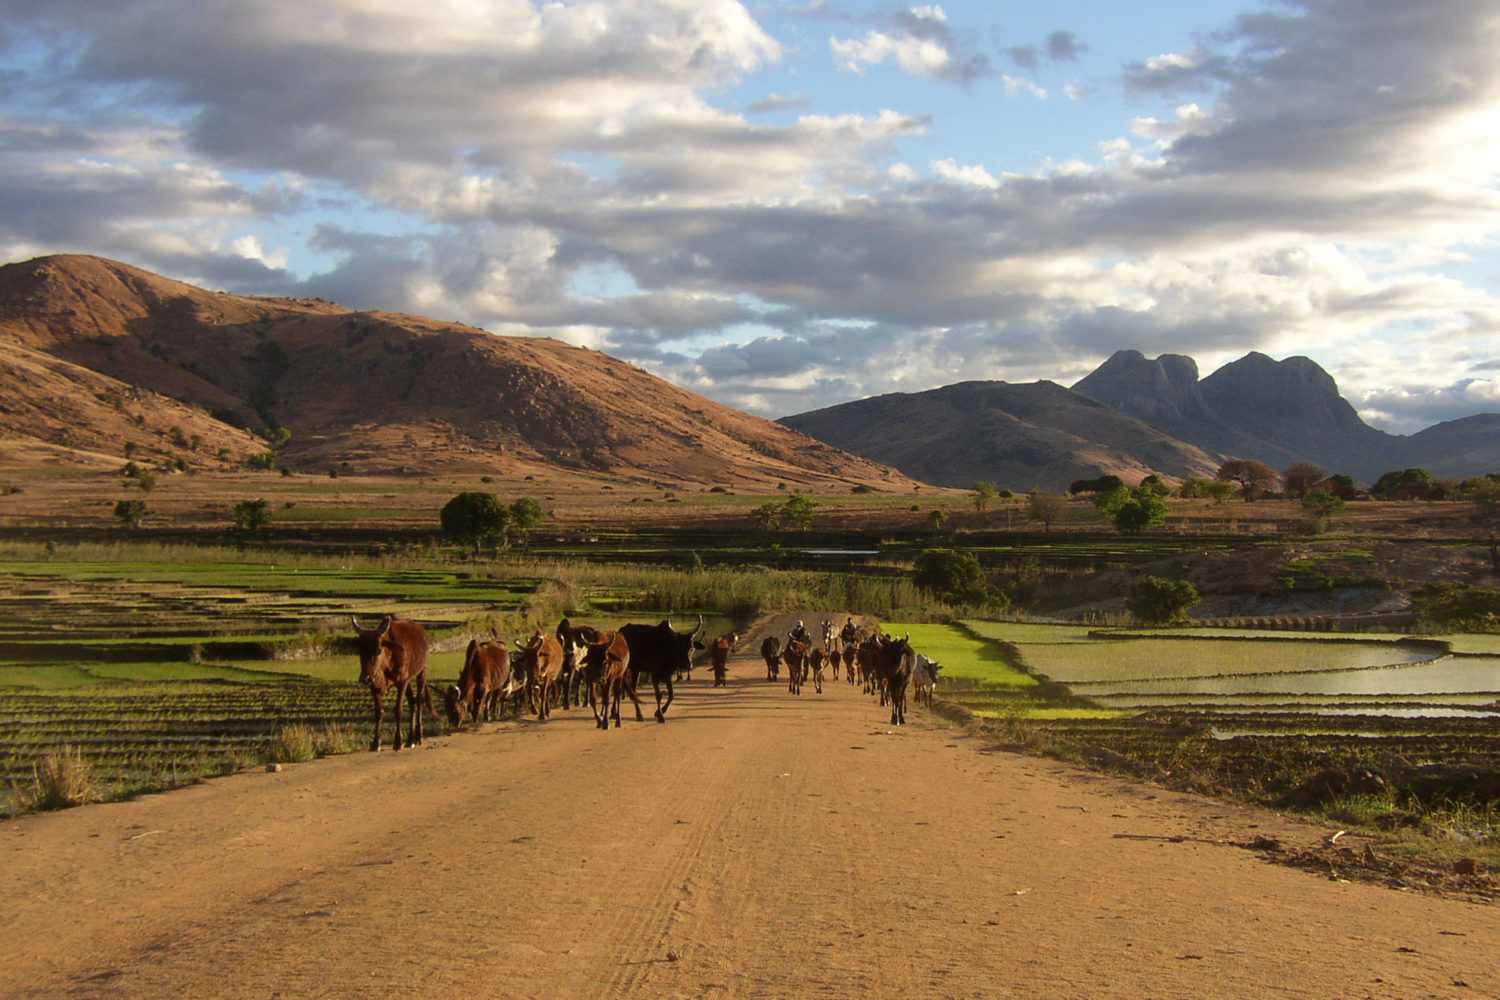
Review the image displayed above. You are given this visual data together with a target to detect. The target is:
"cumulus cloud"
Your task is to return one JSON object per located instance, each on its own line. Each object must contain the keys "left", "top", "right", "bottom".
{"left": 829, "top": 5, "right": 992, "bottom": 84}
{"left": 0, "top": 0, "right": 1497, "bottom": 435}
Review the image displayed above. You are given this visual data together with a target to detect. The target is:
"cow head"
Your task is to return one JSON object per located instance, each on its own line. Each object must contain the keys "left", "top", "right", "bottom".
{"left": 351, "top": 615, "right": 397, "bottom": 690}
{"left": 659, "top": 615, "right": 707, "bottom": 672}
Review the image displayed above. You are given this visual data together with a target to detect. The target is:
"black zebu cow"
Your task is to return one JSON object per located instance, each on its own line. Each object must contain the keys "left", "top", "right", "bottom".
{"left": 760, "top": 635, "right": 782, "bottom": 681}
{"left": 880, "top": 634, "right": 916, "bottom": 726}
{"left": 620, "top": 616, "right": 706, "bottom": 723}
{"left": 351, "top": 615, "right": 432, "bottom": 751}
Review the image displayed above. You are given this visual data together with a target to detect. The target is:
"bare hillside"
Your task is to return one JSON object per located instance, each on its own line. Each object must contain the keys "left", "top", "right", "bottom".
{"left": 0, "top": 255, "right": 913, "bottom": 489}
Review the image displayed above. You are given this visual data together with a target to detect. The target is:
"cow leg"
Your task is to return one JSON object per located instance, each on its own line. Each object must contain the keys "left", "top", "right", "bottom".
{"left": 369, "top": 689, "right": 385, "bottom": 751}
{"left": 652, "top": 674, "right": 673, "bottom": 723}
{"left": 391, "top": 683, "right": 406, "bottom": 751}
{"left": 625, "top": 672, "right": 646, "bottom": 721}
{"left": 411, "top": 676, "right": 426, "bottom": 746}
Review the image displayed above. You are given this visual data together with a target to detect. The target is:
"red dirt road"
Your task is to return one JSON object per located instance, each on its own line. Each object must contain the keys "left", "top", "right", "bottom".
{"left": 3, "top": 616, "right": 1497, "bottom": 999}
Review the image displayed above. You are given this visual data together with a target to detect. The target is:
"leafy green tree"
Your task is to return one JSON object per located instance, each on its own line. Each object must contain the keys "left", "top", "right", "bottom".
{"left": 1327, "top": 474, "right": 1358, "bottom": 500}
{"left": 1302, "top": 489, "right": 1346, "bottom": 518}
{"left": 913, "top": 549, "right": 1001, "bottom": 607}
{"left": 1111, "top": 488, "right": 1169, "bottom": 534}
{"left": 1126, "top": 576, "right": 1200, "bottom": 625}
{"left": 440, "top": 492, "right": 509, "bottom": 554}
{"left": 1091, "top": 484, "right": 1131, "bottom": 517}
{"left": 972, "top": 480, "right": 997, "bottom": 512}
{"left": 754, "top": 502, "right": 782, "bottom": 531}
{"left": 233, "top": 498, "right": 272, "bottom": 531}
{"left": 1069, "top": 475, "right": 1124, "bottom": 496}
{"left": 780, "top": 493, "right": 818, "bottom": 530}
{"left": 927, "top": 508, "right": 949, "bottom": 531}
{"left": 1371, "top": 468, "right": 1433, "bottom": 498}
{"left": 1138, "top": 474, "right": 1171, "bottom": 496}
{"left": 507, "top": 497, "right": 545, "bottom": 546}
{"left": 113, "top": 499, "right": 146, "bottom": 530}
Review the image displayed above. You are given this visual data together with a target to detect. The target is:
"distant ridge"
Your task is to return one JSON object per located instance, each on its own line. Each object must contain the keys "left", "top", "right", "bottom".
{"left": 1073, "top": 349, "right": 1497, "bottom": 482}
{"left": 778, "top": 380, "right": 1223, "bottom": 491}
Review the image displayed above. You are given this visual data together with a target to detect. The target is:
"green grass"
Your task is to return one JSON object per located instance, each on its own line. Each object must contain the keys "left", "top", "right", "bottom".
{"left": 885, "top": 622, "right": 1037, "bottom": 688}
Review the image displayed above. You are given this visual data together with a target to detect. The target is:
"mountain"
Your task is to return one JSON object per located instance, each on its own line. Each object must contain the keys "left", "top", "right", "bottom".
{"left": 1073, "top": 349, "right": 1498, "bottom": 482}
{"left": 0, "top": 255, "right": 913, "bottom": 490}
{"left": 777, "top": 380, "right": 1224, "bottom": 491}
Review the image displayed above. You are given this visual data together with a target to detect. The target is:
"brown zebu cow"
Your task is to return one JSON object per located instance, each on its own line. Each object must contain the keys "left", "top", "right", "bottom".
{"left": 782, "top": 639, "right": 809, "bottom": 695}
{"left": 444, "top": 637, "right": 513, "bottom": 728}
{"left": 760, "top": 635, "right": 781, "bottom": 681}
{"left": 582, "top": 630, "right": 638, "bottom": 729}
{"left": 514, "top": 630, "right": 566, "bottom": 721}
{"left": 842, "top": 641, "right": 857, "bottom": 685}
{"left": 352, "top": 615, "right": 432, "bottom": 751}
{"left": 709, "top": 632, "right": 738, "bottom": 687}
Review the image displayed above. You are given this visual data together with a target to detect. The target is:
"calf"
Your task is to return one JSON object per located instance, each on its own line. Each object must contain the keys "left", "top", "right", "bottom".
{"left": 709, "top": 632, "right": 738, "bottom": 687}
{"left": 352, "top": 615, "right": 432, "bottom": 751}
{"left": 444, "top": 637, "right": 513, "bottom": 727}
{"left": 807, "top": 646, "right": 826, "bottom": 695}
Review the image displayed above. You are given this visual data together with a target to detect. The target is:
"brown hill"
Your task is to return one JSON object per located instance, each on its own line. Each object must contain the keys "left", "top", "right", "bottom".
{"left": 0, "top": 255, "right": 914, "bottom": 490}
{"left": 778, "top": 380, "right": 1224, "bottom": 491}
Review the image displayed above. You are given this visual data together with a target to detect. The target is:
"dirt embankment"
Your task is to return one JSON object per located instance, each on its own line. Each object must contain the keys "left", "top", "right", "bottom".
{"left": 3, "top": 614, "right": 1497, "bottom": 999}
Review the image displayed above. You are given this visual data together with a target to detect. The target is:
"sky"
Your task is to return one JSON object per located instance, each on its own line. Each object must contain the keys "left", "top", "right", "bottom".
{"left": 2, "top": 0, "right": 1498, "bottom": 434}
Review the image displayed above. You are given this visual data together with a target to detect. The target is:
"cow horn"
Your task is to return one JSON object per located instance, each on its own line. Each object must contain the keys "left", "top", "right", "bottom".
{"left": 693, "top": 614, "right": 706, "bottom": 640}
{"left": 351, "top": 615, "right": 371, "bottom": 635}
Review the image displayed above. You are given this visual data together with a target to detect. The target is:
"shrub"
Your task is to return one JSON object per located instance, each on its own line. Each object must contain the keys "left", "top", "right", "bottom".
{"left": 1126, "top": 575, "right": 1200, "bottom": 625}
{"left": 233, "top": 498, "right": 272, "bottom": 531}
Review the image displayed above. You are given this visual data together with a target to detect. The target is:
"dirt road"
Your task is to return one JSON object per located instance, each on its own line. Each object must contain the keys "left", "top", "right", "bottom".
{"left": 3, "top": 615, "right": 1497, "bottom": 999}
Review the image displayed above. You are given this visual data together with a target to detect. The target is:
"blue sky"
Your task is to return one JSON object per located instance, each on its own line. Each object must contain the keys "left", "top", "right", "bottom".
{"left": 2, "top": 0, "right": 1498, "bottom": 433}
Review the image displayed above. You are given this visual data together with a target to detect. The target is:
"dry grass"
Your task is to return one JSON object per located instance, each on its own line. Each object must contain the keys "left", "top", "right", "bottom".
{"left": 12, "top": 746, "right": 95, "bottom": 812}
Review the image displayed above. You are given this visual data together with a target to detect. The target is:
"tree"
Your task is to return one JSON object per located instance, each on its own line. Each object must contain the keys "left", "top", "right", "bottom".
{"left": 1464, "top": 475, "right": 1500, "bottom": 572}
{"left": 972, "top": 480, "right": 997, "bottom": 513}
{"left": 1216, "top": 459, "right": 1279, "bottom": 501}
{"left": 1126, "top": 576, "right": 1200, "bottom": 625}
{"left": 1410, "top": 581, "right": 1500, "bottom": 632}
{"left": 440, "top": 492, "right": 509, "bottom": 554}
{"left": 1282, "top": 461, "right": 1327, "bottom": 499}
{"left": 507, "top": 497, "right": 545, "bottom": 547}
{"left": 1372, "top": 467, "right": 1434, "bottom": 499}
{"left": 1026, "top": 488, "right": 1068, "bottom": 532}
{"left": 913, "top": 549, "right": 1001, "bottom": 607}
{"left": 780, "top": 493, "right": 818, "bottom": 531}
{"left": 113, "top": 499, "right": 146, "bottom": 530}
{"left": 1301, "top": 489, "right": 1346, "bottom": 518}
{"left": 1327, "top": 474, "right": 1358, "bottom": 500}
{"left": 1138, "top": 474, "right": 1170, "bottom": 496}
{"left": 1069, "top": 474, "right": 1124, "bottom": 496}
{"left": 233, "top": 498, "right": 272, "bottom": 531}
{"left": 754, "top": 502, "right": 781, "bottom": 531}
{"left": 1111, "top": 488, "right": 1169, "bottom": 534}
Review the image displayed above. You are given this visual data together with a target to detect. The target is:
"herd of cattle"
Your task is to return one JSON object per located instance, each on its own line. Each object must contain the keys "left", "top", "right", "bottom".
{"left": 350, "top": 613, "right": 940, "bottom": 752}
